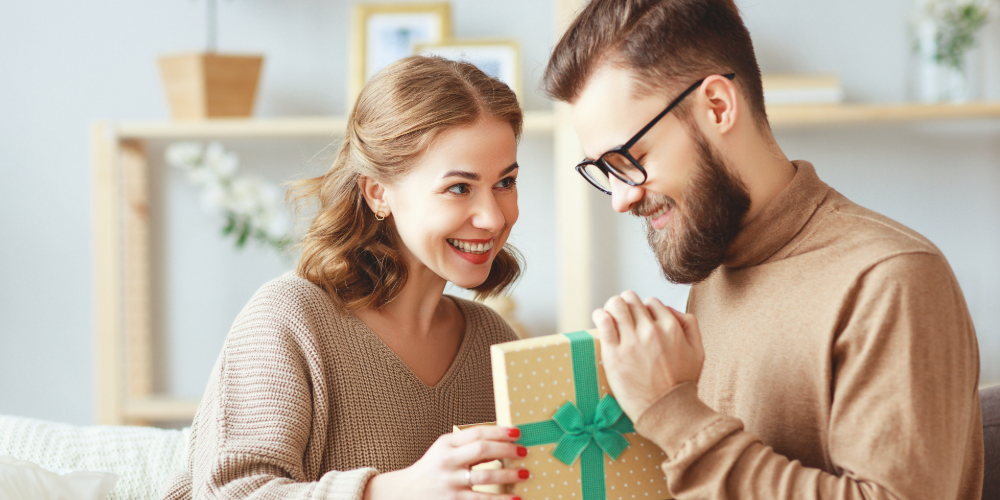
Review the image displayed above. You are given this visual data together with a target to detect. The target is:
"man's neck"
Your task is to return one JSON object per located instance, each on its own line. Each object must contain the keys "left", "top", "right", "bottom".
{"left": 727, "top": 126, "right": 796, "bottom": 227}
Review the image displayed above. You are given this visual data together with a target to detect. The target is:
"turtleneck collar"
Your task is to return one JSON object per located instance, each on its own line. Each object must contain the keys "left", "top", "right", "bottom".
{"left": 722, "top": 160, "right": 830, "bottom": 269}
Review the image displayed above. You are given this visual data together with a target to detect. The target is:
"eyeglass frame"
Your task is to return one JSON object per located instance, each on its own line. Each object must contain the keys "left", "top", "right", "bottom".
{"left": 575, "top": 73, "right": 737, "bottom": 195}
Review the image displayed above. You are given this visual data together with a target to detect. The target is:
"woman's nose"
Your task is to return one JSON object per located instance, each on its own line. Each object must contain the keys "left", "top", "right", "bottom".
{"left": 472, "top": 194, "right": 505, "bottom": 232}
{"left": 609, "top": 174, "right": 644, "bottom": 213}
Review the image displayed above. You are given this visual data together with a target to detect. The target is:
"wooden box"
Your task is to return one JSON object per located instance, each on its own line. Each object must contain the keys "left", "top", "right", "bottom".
{"left": 158, "top": 53, "right": 263, "bottom": 120}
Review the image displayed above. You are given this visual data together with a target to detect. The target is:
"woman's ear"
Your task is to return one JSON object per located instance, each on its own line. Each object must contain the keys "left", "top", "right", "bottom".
{"left": 358, "top": 175, "right": 391, "bottom": 218}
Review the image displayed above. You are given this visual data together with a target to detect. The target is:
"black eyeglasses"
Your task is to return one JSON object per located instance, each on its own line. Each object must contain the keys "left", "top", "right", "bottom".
{"left": 576, "top": 73, "right": 736, "bottom": 195}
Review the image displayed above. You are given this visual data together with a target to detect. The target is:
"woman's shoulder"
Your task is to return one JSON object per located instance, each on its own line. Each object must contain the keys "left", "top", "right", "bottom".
{"left": 229, "top": 272, "right": 349, "bottom": 340}
{"left": 242, "top": 272, "right": 342, "bottom": 317}
{"left": 253, "top": 271, "right": 328, "bottom": 302}
{"left": 449, "top": 295, "right": 519, "bottom": 344}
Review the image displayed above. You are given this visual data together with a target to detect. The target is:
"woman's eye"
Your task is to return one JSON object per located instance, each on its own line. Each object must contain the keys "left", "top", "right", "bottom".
{"left": 447, "top": 183, "right": 470, "bottom": 195}
{"left": 495, "top": 177, "right": 517, "bottom": 190}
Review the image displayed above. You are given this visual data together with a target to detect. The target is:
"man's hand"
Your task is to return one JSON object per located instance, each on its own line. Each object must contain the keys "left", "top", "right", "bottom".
{"left": 593, "top": 291, "right": 705, "bottom": 420}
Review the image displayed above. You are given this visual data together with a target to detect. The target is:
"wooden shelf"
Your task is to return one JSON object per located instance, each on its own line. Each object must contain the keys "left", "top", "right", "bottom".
{"left": 107, "top": 111, "right": 557, "bottom": 139}
{"left": 767, "top": 101, "right": 1000, "bottom": 126}
{"left": 102, "top": 102, "right": 1000, "bottom": 140}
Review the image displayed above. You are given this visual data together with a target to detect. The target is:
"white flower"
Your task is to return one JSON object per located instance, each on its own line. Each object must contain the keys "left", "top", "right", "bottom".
{"left": 185, "top": 167, "right": 218, "bottom": 186}
{"left": 165, "top": 142, "right": 204, "bottom": 171}
{"left": 199, "top": 181, "right": 231, "bottom": 215}
{"left": 203, "top": 141, "right": 239, "bottom": 179}
{"left": 229, "top": 177, "right": 269, "bottom": 216}
{"left": 166, "top": 140, "right": 292, "bottom": 252}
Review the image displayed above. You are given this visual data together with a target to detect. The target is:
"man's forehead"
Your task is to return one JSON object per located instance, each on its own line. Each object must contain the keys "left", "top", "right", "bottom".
{"left": 570, "top": 66, "right": 661, "bottom": 158}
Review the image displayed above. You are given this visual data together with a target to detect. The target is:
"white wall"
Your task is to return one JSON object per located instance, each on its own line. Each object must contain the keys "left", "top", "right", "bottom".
{"left": 1, "top": 0, "right": 997, "bottom": 426}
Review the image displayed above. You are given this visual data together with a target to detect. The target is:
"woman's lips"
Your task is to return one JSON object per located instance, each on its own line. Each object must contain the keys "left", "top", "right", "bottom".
{"left": 447, "top": 238, "right": 495, "bottom": 265}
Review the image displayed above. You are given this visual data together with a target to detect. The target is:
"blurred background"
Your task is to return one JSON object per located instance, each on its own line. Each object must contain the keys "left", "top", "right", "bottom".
{"left": 1, "top": 0, "right": 998, "bottom": 426}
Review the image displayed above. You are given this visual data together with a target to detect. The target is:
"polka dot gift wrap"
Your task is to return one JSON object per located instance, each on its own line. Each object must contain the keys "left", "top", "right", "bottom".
{"left": 490, "top": 330, "right": 670, "bottom": 500}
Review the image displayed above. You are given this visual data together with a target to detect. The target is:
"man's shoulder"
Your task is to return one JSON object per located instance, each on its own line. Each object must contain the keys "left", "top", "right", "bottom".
{"left": 801, "top": 190, "right": 943, "bottom": 266}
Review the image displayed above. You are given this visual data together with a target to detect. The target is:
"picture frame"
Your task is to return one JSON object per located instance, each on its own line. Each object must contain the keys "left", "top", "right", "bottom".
{"left": 349, "top": 2, "right": 452, "bottom": 104}
{"left": 415, "top": 39, "right": 522, "bottom": 99}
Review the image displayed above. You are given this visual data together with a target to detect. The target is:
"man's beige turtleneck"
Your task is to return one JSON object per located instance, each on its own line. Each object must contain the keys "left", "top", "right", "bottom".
{"left": 635, "top": 161, "right": 983, "bottom": 499}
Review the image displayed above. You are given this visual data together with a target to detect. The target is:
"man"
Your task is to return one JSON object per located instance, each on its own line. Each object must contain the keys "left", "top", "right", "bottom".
{"left": 543, "top": 0, "right": 984, "bottom": 498}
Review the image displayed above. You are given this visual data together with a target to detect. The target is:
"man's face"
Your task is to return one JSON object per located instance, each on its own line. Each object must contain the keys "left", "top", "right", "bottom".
{"left": 570, "top": 66, "right": 750, "bottom": 284}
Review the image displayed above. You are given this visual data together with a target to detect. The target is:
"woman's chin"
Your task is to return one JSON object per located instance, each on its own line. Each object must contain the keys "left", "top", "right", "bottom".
{"left": 445, "top": 266, "right": 493, "bottom": 290}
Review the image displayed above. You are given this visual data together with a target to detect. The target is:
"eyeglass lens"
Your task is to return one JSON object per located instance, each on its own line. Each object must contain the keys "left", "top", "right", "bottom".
{"left": 601, "top": 152, "right": 644, "bottom": 183}
{"left": 580, "top": 162, "right": 613, "bottom": 191}
{"left": 581, "top": 152, "right": 645, "bottom": 191}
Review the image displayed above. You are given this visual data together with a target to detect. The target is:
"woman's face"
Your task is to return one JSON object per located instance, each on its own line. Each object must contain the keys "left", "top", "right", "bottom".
{"left": 383, "top": 117, "right": 519, "bottom": 289}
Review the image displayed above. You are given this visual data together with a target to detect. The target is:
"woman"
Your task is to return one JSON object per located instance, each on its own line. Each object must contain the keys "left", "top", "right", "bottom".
{"left": 161, "top": 56, "right": 530, "bottom": 500}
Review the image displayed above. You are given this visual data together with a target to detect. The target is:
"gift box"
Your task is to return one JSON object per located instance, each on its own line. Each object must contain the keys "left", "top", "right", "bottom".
{"left": 491, "top": 330, "right": 670, "bottom": 500}
{"left": 453, "top": 423, "right": 503, "bottom": 494}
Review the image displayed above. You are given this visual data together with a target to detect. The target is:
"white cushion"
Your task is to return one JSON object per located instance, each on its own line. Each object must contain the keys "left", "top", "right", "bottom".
{"left": 0, "top": 415, "right": 190, "bottom": 500}
{"left": 0, "top": 454, "right": 118, "bottom": 500}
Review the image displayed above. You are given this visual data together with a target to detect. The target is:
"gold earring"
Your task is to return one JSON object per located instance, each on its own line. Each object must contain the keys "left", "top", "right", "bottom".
{"left": 375, "top": 210, "right": 386, "bottom": 221}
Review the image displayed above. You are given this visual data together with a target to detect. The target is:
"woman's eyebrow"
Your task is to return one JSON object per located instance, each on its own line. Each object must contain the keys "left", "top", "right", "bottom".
{"left": 442, "top": 170, "right": 480, "bottom": 181}
{"left": 442, "top": 163, "right": 519, "bottom": 181}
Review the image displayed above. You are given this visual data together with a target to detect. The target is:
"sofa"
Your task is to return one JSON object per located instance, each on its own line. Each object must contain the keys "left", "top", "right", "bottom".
{"left": 0, "top": 415, "right": 189, "bottom": 500}
{"left": 2, "top": 386, "right": 998, "bottom": 500}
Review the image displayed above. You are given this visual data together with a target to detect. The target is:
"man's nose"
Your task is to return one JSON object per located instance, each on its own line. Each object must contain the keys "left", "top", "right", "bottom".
{"left": 609, "top": 174, "right": 644, "bottom": 213}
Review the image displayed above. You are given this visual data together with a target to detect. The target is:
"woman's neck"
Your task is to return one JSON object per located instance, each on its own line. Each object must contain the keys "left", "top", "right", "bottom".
{"left": 356, "top": 263, "right": 451, "bottom": 341}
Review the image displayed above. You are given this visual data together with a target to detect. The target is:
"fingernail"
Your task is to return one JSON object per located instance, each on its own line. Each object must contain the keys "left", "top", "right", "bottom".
{"left": 517, "top": 446, "right": 528, "bottom": 457}
{"left": 508, "top": 428, "right": 521, "bottom": 438}
{"left": 513, "top": 497, "right": 522, "bottom": 500}
{"left": 518, "top": 469, "right": 530, "bottom": 479}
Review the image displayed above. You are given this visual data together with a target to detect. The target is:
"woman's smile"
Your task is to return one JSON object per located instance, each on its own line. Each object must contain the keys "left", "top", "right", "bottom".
{"left": 447, "top": 237, "right": 496, "bottom": 264}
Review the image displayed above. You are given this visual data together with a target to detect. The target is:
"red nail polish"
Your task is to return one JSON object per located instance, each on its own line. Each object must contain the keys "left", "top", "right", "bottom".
{"left": 518, "top": 469, "right": 530, "bottom": 479}
{"left": 513, "top": 497, "right": 522, "bottom": 500}
{"left": 508, "top": 428, "right": 521, "bottom": 438}
{"left": 517, "top": 446, "right": 528, "bottom": 457}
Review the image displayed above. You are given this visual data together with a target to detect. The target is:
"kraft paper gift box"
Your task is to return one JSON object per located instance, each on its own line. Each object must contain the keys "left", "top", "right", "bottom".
{"left": 453, "top": 423, "right": 503, "bottom": 494}
{"left": 491, "top": 330, "right": 671, "bottom": 500}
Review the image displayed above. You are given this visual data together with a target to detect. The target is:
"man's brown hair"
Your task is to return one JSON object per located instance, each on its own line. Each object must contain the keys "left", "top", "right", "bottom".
{"left": 543, "top": 0, "right": 768, "bottom": 128}
{"left": 291, "top": 56, "right": 524, "bottom": 311}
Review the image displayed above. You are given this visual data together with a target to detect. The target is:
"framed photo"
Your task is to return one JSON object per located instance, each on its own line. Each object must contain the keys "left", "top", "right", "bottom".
{"left": 349, "top": 2, "right": 452, "bottom": 103}
{"left": 416, "top": 40, "right": 521, "bottom": 99}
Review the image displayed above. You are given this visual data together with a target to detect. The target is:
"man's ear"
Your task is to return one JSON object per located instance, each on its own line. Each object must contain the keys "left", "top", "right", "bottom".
{"left": 358, "top": 175, "right": 391, "bottom": 217}
{"left": 699, "top": 74, "right": 739, "bottom": 135}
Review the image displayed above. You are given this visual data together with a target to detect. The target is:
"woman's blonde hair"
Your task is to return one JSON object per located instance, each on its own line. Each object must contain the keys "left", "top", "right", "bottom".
{"left": 291, "top": 56, "right": 524, "bottom": 311}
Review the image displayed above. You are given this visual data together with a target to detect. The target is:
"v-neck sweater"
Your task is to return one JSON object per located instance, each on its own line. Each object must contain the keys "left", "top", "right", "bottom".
{"left": 160, "top": 273, "right": 518, "bottom": 500}
{"left": 634, "top": 162, "right": 983, "bottom": 499}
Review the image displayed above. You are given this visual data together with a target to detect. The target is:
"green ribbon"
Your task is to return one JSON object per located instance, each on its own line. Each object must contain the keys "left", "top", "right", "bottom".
{"left": 516, "top": 331, "right": 635, "bottom": 500}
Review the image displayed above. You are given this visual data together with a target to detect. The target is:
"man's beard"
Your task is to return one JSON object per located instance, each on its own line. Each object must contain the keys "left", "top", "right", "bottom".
{"left": 632, "top": 128, "right": 751, "bottom": 284}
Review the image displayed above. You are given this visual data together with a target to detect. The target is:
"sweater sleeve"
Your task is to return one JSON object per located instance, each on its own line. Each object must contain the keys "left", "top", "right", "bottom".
{"left": 633, "top": 252, "right": 983, "bottom": 499}
{"left": 187, "top": 280, "right": 378, "bottom": 500}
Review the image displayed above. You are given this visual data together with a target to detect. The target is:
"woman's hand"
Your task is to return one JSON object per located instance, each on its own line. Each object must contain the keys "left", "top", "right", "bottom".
{"left": 363, "top": 426, "right": 529, "bottom": 500}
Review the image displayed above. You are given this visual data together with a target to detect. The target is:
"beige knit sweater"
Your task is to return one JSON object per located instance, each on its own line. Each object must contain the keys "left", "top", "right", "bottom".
{"left": 634, "top": 162, "right": 983, "bottom": 499}
{"left": 160, "top": 273, "right": 518, "bottom": 500}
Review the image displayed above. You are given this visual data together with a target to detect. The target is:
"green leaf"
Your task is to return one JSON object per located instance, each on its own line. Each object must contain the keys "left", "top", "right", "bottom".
{"left": 236, "top": 222, "right": 251, "bottom": 248}
{"left": 221, "top": 213, "right": 236, "bottom": 235}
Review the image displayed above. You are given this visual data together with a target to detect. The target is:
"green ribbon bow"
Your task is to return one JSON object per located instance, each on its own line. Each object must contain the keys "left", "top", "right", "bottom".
{"left": 516, "top": 331, "right": 635, "bottom": 500}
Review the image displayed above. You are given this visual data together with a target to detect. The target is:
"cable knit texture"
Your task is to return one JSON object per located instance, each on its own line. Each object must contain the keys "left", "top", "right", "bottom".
{"left": 160, "top": 273, "right": 518, "bottom": 500}
{"left": 635, "top": 161, "right": 984, "bottom": 500}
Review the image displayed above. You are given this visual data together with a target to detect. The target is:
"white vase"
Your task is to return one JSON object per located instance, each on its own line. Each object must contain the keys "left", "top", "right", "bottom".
{"left": 913, "top": 18, "right": 972, "bottom": 103}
